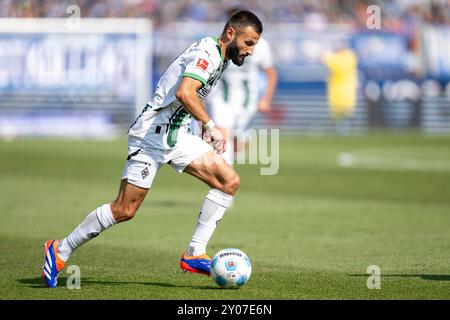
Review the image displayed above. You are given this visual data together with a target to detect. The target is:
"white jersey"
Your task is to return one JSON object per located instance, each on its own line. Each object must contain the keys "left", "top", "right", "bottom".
{"left": 128, "top": 36, "right": 229, "bottom": 150}
{"left": 208, "top": 36, "right": 274, "bottom": 113}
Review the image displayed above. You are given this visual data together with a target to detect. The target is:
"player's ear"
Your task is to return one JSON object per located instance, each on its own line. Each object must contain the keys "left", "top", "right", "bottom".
{"left": 226, "top": 26, "right": 236, "bottom": 42}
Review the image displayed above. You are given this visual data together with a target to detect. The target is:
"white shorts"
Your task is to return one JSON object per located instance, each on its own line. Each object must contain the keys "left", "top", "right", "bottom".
{"left": 209, "top": 99, "right": 257, "bottom": 131}
{"left": 121, "top": 132, "right": 213, "bottom": 189}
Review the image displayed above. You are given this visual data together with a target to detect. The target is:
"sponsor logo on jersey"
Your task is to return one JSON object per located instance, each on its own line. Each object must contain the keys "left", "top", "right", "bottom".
{"left": 197, "top": 62, "right": 227, "bottom": 98}
{"left": 196, "top": 58, "right": 209, "bottom": 71}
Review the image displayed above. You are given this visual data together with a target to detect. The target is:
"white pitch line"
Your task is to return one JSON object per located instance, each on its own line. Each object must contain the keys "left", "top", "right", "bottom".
{"left": 337, "top": 150, "right": 450, "bottom": 171}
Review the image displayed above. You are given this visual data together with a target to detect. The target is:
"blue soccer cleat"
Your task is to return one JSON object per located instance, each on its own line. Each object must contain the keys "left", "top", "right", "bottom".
{"left": 42, "top": 240, "right": 65, "bottom": 288}
{"left": 180, "top": 251, "right": 211, "bottom": 276}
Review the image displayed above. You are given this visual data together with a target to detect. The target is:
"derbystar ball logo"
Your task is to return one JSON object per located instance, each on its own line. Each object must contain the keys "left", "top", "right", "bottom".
{"left": 228, "top": 261, "right": 235, "bottom": 267}
{"left": 220, "top": 252, "right": 242, "bottom": 258}
{"left": 196, "top": 58, "right": 209, "bottom": 71}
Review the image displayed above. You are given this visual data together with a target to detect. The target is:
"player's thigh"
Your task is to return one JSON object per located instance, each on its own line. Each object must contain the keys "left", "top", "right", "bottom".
{"left": 121, "top": 156, "right": 159, "bottom": 190}
{"left": 169, "top": 133, "right": 213, "bottom": 176}
{"left": 113, "top": 155, "right": 160, "bottom": 220}
{"left": 169, "top": 133, "right": 239, "bottom": 194}
{"left": 184, "top": 150, "right": 239, "bottom": 195}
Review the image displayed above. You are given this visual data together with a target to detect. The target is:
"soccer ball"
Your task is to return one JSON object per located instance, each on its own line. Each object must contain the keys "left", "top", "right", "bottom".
{"left": 210, "top": 248, "right": 252, "bottom": 288}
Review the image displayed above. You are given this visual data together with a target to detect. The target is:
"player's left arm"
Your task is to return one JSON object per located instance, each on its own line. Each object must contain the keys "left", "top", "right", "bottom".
{"left": 258, "top": 66, "right": 278, "bottom": 114}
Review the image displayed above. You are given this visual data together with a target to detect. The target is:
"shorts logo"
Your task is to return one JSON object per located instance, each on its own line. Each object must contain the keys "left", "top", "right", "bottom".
{"left": 141, "top": 166, "right": 150, "bottom": 179}
{"left": 196, "top": 58, "right": 209, "bottom": 71}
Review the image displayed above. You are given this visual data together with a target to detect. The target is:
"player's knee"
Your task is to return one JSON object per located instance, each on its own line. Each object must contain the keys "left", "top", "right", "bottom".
{"left": 122, "top": 206, "right": 138, "bottom": 221}
{"left": 222, "top": 173, "right": 240, "bottom": 196}
{"left": 110, "top": 202, "right": 138, "bottom": 222}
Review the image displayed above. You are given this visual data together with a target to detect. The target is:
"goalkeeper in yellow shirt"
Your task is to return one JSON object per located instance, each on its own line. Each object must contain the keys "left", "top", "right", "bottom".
{"left": 321, "top": 45, "right": 358, "bottom": 132}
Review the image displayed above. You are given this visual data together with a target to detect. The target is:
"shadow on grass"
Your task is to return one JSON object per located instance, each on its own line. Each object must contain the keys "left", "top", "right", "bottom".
{"left": 145, "top": 200, "right": 197, "bottom": 209}
{"left": 17, "top": 277, "right": 222, "bottom": 290}
{"left": 349, "top": 274, "right": 450, "bottom": 281}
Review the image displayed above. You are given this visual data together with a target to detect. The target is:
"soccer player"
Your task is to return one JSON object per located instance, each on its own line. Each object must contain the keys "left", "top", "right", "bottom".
{"left": 207, "top": 10, "right": 277, "bottom": 165}
{"left": 321, "top": 44, "right": 358, "bottom": 134}
{"left": 42, "top": 11, "right": 263, "bottom": 288}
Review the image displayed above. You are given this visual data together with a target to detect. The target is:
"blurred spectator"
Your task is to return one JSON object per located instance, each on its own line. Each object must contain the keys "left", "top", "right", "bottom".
{"left": 0, "top": 0, "right": 449, "bottom": 29}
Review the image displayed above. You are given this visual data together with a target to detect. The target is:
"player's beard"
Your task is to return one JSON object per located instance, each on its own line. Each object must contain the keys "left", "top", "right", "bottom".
{"left": 228, "top": 39, "right": 246, "bottom": 66}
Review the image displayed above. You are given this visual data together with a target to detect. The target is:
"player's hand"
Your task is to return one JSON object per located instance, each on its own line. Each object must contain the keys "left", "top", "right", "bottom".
{"left": 203, "top": 124, "right": 226, "bottom": 154}
{"left": 258, "top": 98, "right": 270, "bottom": 113}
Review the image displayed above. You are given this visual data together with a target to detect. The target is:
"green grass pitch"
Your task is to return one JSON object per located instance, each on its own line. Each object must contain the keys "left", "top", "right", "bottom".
{"left": 1, "top": 132, "right": 449, "bottom": 299}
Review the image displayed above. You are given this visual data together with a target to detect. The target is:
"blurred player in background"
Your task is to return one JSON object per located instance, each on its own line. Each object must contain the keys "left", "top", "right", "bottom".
{"left": 321, "top": 43, "right": 358, "bottom": 134}
{"left": 41, "top": 11, "right": 263, "bottom": 288}
{"left": 206, "top": 8, "right": 278, "bottom": 165}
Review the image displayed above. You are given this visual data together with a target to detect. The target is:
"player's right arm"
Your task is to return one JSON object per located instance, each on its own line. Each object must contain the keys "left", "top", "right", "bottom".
{"left": 176, "top": 77, "right": 210, "bottom": 124}
{"left": 175, "top": 77, "right": 226, "bottom": 154}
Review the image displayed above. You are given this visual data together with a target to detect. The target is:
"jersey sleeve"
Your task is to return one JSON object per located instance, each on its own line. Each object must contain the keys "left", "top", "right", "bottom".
{"left": 183, "top": 50, "right": 218, "bottom": 87}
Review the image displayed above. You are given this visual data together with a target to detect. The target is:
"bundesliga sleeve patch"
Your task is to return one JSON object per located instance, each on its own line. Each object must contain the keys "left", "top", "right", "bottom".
{"left": 195, "top": 58, "right": 209, "bottom": 71}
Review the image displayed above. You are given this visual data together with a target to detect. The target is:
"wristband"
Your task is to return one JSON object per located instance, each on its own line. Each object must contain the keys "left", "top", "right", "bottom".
{"left": 203, "top": 119, "right": 215, "bottom": 131}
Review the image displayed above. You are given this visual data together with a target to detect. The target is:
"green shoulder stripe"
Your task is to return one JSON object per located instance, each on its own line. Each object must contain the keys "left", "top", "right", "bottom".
{"left": 212, "top": 37, "right": 224, "bottom": 62}
{"left": 182, "top": 73, "right": 207, "bottom": 86}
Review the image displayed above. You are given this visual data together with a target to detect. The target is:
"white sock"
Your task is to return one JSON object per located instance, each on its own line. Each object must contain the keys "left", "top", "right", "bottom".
{"left": 187, "top": 189, "right": 234, "bottom": 256}
{"left": 58, "top": 204, "right": 116, "bottom": 261}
